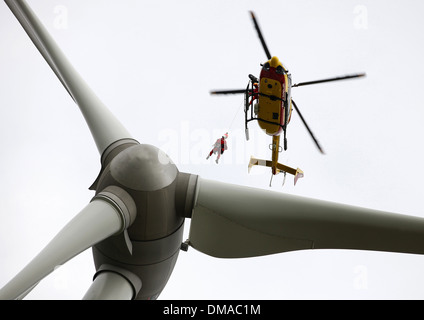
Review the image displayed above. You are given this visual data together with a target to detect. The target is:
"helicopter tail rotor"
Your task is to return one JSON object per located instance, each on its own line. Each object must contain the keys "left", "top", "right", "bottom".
{"left": 248, "top": 156, "right": 303, "bottom": 185}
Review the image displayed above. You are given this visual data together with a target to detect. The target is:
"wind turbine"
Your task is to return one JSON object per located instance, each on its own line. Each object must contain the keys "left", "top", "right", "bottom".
{"left": 2, "top": 0, "right": 424, "bottom": 300}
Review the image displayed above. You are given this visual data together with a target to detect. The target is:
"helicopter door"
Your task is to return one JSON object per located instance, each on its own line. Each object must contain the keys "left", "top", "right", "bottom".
{"left": 285, "top": 74, "right": 293, "bottom": 125}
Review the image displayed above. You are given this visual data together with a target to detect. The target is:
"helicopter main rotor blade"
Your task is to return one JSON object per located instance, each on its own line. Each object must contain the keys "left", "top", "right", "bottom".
{"left": 249, "top": 11, "right": 272, "bottom": 60}
{"left": 0, "top": 199, "right": 127, "bottom": 300}
{"left": 5, "top": 0, "right": 134, "bottom": 155}
{"left": 291, "top": 99, "right": 325, "bottom": 154}
{"left": 292, "top": 73, "right": 366, "bottom": 88}
{"left": 210, "top": 89, "right": 247, "bottom": 95}
{"left": 188, "top": 178, "right": 424, "bottom": 258}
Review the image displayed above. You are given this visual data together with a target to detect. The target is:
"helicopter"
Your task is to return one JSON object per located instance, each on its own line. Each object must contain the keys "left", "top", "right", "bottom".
{"left": 211, "top": 11, "right": 365, "bottom": 186}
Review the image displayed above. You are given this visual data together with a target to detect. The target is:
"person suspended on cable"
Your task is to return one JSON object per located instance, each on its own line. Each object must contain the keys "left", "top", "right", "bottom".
{"left": 206, "top": 133, "right": 228, "bottom": 164}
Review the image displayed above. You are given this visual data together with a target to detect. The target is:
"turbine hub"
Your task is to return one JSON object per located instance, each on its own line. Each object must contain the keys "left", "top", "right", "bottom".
{"left": 110, "top": 144, "right": 178, "bottom": 192}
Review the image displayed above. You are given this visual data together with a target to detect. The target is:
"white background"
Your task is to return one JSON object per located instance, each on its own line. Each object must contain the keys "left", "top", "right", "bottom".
{"left": 1, "top": 0, "right": 424, "bottom": 299}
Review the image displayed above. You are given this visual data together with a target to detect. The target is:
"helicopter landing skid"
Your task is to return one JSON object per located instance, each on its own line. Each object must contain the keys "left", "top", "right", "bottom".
{"left": 269, "top": 171, "right": 287, "bottom": 187}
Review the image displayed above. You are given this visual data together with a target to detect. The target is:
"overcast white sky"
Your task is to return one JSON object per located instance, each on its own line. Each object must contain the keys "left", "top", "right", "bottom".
{"left": 1, "top": 0, "right": 424, "bottom": 300}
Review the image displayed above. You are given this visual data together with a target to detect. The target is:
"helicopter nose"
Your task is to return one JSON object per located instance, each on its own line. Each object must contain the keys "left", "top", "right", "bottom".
{"left": 270, "top": 56, "right": 280, "bottom": 68}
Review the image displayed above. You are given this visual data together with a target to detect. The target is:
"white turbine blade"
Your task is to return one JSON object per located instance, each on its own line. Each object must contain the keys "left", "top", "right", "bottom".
{"left": 189, "top": 178, "right": 424, "bottom": 258}
{"left": 0, "top": 199, "right": 124, "bottom": 300}
{"left": 83, "top": 271, "right": 134, "bottom": 300}
{"left": 5, "top": 0, "right": 133, "bottom": 155}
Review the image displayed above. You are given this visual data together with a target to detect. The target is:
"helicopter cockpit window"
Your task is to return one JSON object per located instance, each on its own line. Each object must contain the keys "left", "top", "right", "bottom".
{"left": 276, "top": 65, "right": 284, "bottom": 75}
{"left": 263, "top": 62, "right": 270, "bottom": 71}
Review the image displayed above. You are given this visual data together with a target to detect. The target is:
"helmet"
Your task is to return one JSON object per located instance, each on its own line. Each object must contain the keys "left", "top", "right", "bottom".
{"left": 223, "top": 132, "right": 228, "bottom": 139}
